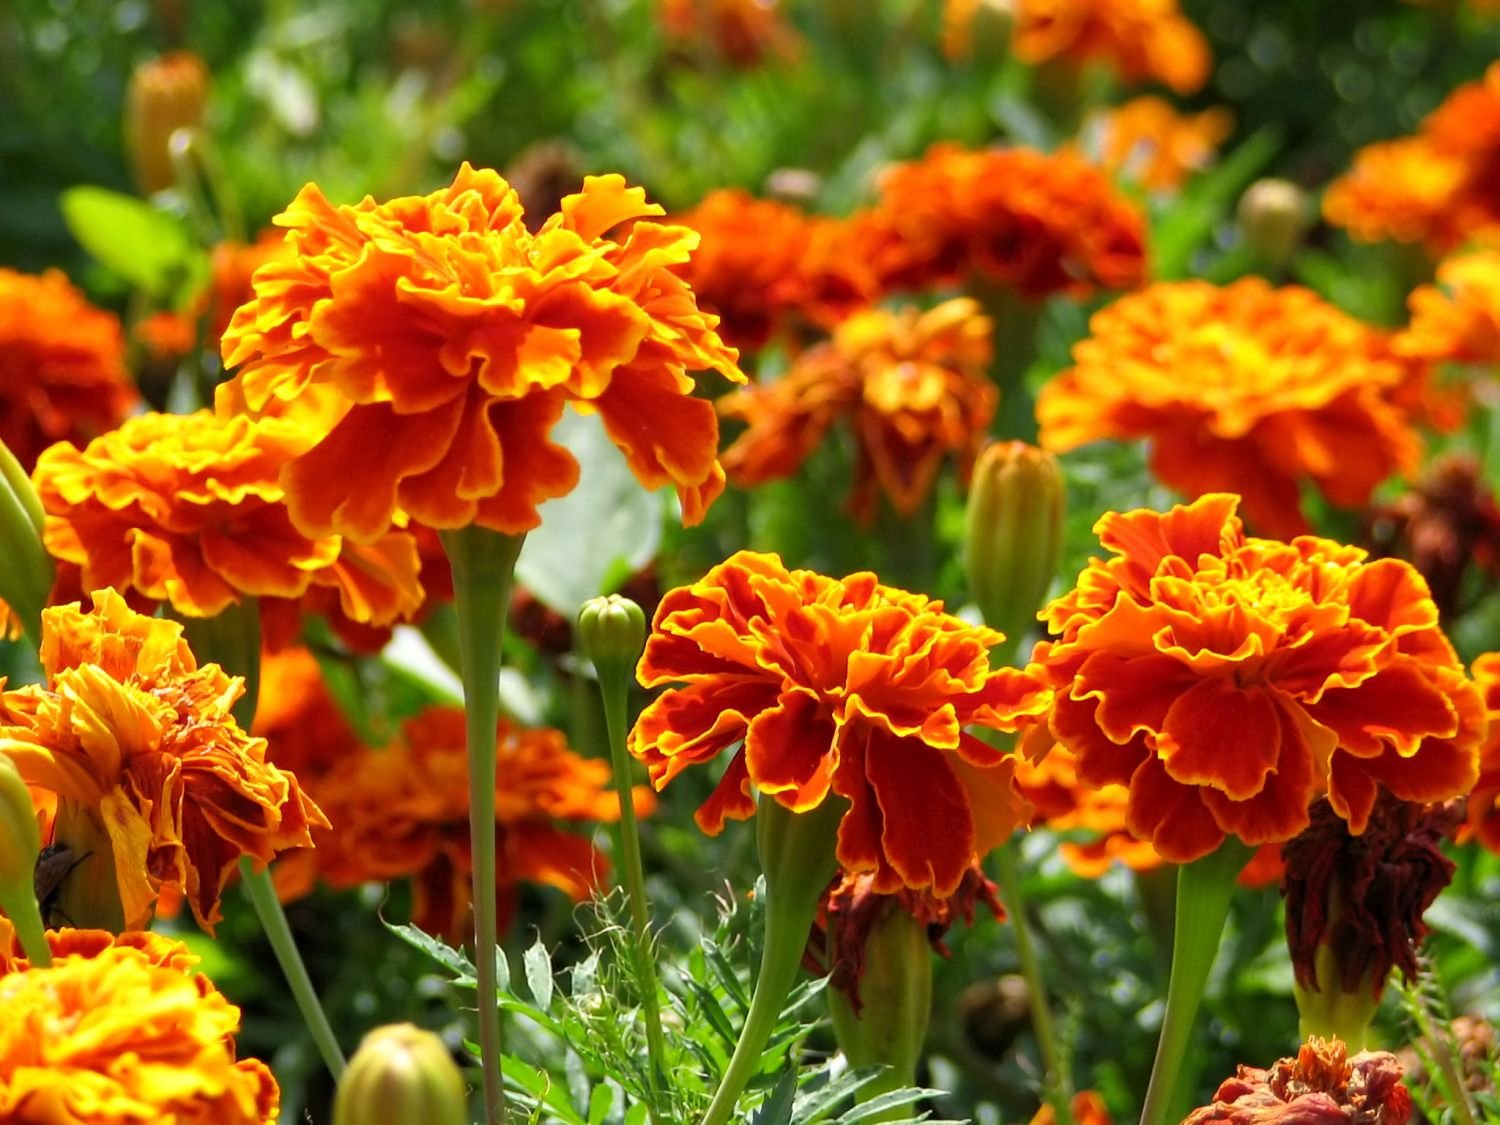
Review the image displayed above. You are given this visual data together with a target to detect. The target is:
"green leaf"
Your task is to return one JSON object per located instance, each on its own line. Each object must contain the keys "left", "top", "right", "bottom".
{"left": 749, "top": 1069, "right": 798, "bottom": 1125}
{"left": 624, "top": 1104, "right": 649, "bottom": 1125}
{"left": 524, "top": 939, "right": 555, "bottom": 1012}
{"left": 59, "top": 186, "right": 205, "bottom": 302}
{"left": 381, "top": 920, "right": 475, "bottom": 982}
{"left": 832, "top": 1087, "right": 950, "bottom": 1123}
{"left": 586, "top": 1083, "right": 615, "bottom": 1125}
{"left": 501, "top": 1054, "right": 587, "bottom": 1124}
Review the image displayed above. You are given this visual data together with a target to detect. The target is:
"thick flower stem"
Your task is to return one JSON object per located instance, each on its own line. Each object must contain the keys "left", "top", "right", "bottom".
{"left": 439, "top": 526, "right": 526, "bottom": 1125}
{"left": 240, "top": 858, "right": 346, "bottom": 1080}
{"left": 1138, "top": 839, "right": 1253, "bottom": 1125}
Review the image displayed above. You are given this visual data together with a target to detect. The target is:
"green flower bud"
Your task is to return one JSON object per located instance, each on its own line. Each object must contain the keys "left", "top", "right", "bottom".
{"left": 578, "top": 594, "right": 647, "bottom": 682}
{"left": 1238, "top": 178, "right": 1311, "bottom": 272}
{"left": 963, "top": 441, "right": 1065, "bottom": 661}
{"left": 0, "top": 439, "right": 54, "bottom": 649}
{"left": 334, "top": 1024, "right": 468, "bottom": 1125}
{"left": 0, "top": 751, "right": 50, "bottom": 966}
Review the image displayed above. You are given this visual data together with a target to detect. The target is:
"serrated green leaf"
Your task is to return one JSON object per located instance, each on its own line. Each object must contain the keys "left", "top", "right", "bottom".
{"left": 683, "top": 977, "right": 738, "bottom": 1047}
{"left": 792, "top": 1067, "right": 885, "bottom": 1122}
{"left": 381, "top": 920, "right": 475, "bottom": 979}
{"left": 832, "top": 1087, "right": 947, "bottom": 1123}
{"left": 59, "top": 186, "right": 205, "bottom": 302}
{"left": 749, "top": 1069, "right": 798, "bottom": 1125}
{"left": 525, "top": 939, "right": 555, "bottom": 1011}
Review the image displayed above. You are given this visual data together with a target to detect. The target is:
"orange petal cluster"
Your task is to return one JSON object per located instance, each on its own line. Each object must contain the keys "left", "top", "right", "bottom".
{"left": 35, "top": 409, "right": 425, "bottom": 623}
{"left": 292, "top": 706, "right": 640, "bottom": 941}
{"left": 1467, "top": 653, "right": 1500, "bottom": 853}
{"left": 1010, "top": 0, "right": 1212, "bottom": 94}
{"left": 0, "top": 269, "right": 136, "bottom": 470}
{"left": 1183, "top": 1037, "right": 1412, "bottom": 1125}
{"left": 1028, "top": 494, "right": 1483, "bottom": 864}
{"left": 1083, "top": 96, "right": 1233, "bottom": 192}
{"left": 1028, "top": 1091, "right": 1114, "bottom": 1125}
{"left": 630, "top": 551, "right": 1050, "bottom": 896}
{"left": 1397, "top": 249, "right": 1500, "bottom": 367}
{"left": 656, "top": 0, "right": 802, "bottom": 68}
{"left": 1325, "top": 62, "right": 1500, "bottom": 254}
{"left": 719, "top": 298, "right": 997, "bottom": 522}
{"left": 0, "top": 928, "right": 278, "bottom": 1124}
{"left": 855, "top": 143, "right": 1147, "bottom": 301}
{"left": 0, "top": 590, "right": 325, "bottom": 931}
{"left": 219, "top": 163, "right": 744, "bottom": 542}
{"left": 1036, "top": 278, "right": 1424, "bottom": 537}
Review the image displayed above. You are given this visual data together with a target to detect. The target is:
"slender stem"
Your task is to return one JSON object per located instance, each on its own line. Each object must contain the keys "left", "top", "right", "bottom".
{"left": 440, "top": 527, "right": 525, "bottom": 1125}
{"left": 992, "top": 839, "right": 1072, "bottom": 1125}
{"left": 596, "top": 663, "right": 668, "bottom": 1114}
{"left": 1138, "top": 840, "right": 1252, "bottom": 1125}
{"left": 1418, "top": 1009, "right": 1481, "bottom": 1125}
{"left": 240, "top": 858, "right": 346, "bottom": 1079}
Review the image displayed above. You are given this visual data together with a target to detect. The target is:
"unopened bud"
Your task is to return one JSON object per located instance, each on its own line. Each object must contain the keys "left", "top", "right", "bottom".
{"left": 334, "top": 1024, "right": 468, "bottom": 1125}
{"left": 578, "top": 594, "right": 646, "bottom": 682}
{"left": 1238, "top": 178, "right": 1310, "bottom": 272}
{"left": 124, "top": 52, "right": 210, "bottom": 195}
{"left": 963, "top": 441, "right": 1065, "bottom": 660}
{"left": 0, "top": 752, "right": 49, "bottom": 966}
{"left": 1, "top": 439, "right": 53, "bottom": 648}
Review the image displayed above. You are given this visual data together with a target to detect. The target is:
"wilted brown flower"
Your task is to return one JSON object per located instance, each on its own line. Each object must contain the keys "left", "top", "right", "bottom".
{"left": 1183, "top": 1037, "right": 1412, "bottom": 1124}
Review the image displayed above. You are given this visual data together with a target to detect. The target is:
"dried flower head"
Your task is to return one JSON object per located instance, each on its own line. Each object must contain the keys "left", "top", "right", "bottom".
{"left": 1183, "top": 1037, "right": 1412, "bottom": 1124}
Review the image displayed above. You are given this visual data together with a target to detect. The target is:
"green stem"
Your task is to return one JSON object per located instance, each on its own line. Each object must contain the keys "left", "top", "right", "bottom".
{"left": 240, "top": 858, "right": 345, "bottom": 1079}
{"left": 2, "top": 880, "right": 51, "bottom": 968}
{"left": 1138, "top": 839, "right": 1252, "bottom": 1125}
{"left": 991, "top": 839, "right": 1072, "bottom": 1124}
{"left": 439, "top": 526, "right": 526, "bottom": 1125}
{"left": 595, "top": 662, "right": 668, "bottom": 1115}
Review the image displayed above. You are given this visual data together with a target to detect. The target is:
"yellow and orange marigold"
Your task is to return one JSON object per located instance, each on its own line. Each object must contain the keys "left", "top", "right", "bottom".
{"left": 1036, "top": 278, "right": 1424, "bottom": 538}
{"left": 0, "top": 590, "right": 325, "bottom": 931}
{"left": 1467, "top": 653, "right": 1500, "bottom": 854}
{"left": 1009, "top": 0, "right": 1212, "bottom": 94}
{"left": 719, "top": 298, "right": 996, "bottom": 522}
{"left": 630, "top": 551, "right": 1050, "bottom": 897}
{"left": 219, "top": 163, "right": 744, "bottom": 543}
{"left": 0, "top": 928, "right": 278, "bottom": 1124}
{"left": 1397, "top": 249, "right": 1500, "bottom": 368}
{"left": 1083, "top": 96, "right": 1233, "bottom": 192}
{"left": 1027, "top": 494, "right": 1483, "bottom": 863}
{"left": 0, "top": 269, "right": 136, "bottom": 470}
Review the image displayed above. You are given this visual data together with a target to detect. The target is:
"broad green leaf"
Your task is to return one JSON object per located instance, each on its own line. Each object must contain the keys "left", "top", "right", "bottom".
{"left": 59, "top": 186, "right": 205, "bottom": 302}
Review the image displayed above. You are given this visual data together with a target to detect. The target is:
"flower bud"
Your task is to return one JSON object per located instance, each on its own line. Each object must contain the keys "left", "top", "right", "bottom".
{"left": 0, "top": 439, "right": 53, "bottom": 648}
{"left": 963, "top": 441, "right": 1064, "bottom": 660}
{"left": 124, "top": 52, "right": 210, "bottom": 195}
{"left": 0, "top": 751, "right": 50, "bottom": 966}
{"left": 1237, "top": 178, "right": 1310, "bottom": 271}
{"left": 334, "top": 1024, "right": 468, "bottom": 1125}
{"left": 578, "top": 594, "right": 646, "bottom": 683}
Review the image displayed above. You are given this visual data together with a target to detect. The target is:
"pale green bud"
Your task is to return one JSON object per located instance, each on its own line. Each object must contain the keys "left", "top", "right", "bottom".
{"left": 334, "top": 1024, "right": 468, "bottom": 1125}
{"left": 1238, "top": 178, "right": 1311, "bottom": 271}
{"left": 578, "top": 594, "right": 647, "bottom": 682}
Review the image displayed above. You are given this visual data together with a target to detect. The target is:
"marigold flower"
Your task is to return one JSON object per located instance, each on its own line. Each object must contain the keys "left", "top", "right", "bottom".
{"left": 0, "top": 269, "right": 136, "bottom": 471}
{"left": 220, "top": 163, "right": 744, "bottom": 543}
{"left": 1397, "top": 249, "right": 1500, "bottom": 367}
{"left": 1028, "top": 1091, "right": 1113, "bottom": 1125}
{"left": 1010, "top": 0, "right": 1212, "bottom": 94}
{"left": 855, "top": 144, "right": 1147, "bottom": 301}
{"left": 630, "top": 551, "right": 1050, "bottom": 896}
{"left": 35, "top": 410, "right": 425, "bottom": 624}
{"left": 1182, "top": 1037, "right": 1412, "bottom": 1125}
{"left": 1036, "top": 278, "right": 1424, "bottom": 538}
{"left": 0, "top": 590, "right": 325, "bottom": 931}
{"left": 719, "top": 299, "right": 996, "bottom": 522}
{"left": 656, "top": 0, "right": 802, "bottom": 68}
{"left": 1083, "top": 96, "right": 1232, "bottom": 192}
{"left": 0, "top": 928, "right": 279, "bottom": 1124}
{"left": 1467, "top": 653, "right": 1500, "bottom": 853}
{"left": 295, "top": 706, "right": 641, "bottom": 941}
{"left": 1028, "top": 494, "right": 1483, "bottom": 864}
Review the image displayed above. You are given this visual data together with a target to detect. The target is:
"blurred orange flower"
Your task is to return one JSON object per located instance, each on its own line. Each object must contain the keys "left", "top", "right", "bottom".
{"left": 0, "top": 590, "right": 325, "bottom": 931}
{"left": 35, "top": 410, "right": 425, "bottom": 624}
{"left": 1083, "top": 96, "right": 1233, "bottom": 192}
{"left": 0, "top": 928, "right": 278, "bottom": 1124}
{"left": 1028, "top": 1090, "right": 1113, "bottom": 1125}
{"left": 855, "top": 144, "right": 1147, "bottom": 301}
{"left": 1010, "top": 0, "right": 1212, "bottom": 94}
{"left": 0, "top": 269, "right": 136, "bottom": 470}
{"left": 657, "top": 0, "right": 802, "bottom": 67}
{"left": 630, "top": 551, "right": 1050, "bottom": 896}
{"left": 1028, "top": 494, "right": 1483, "bottom": 863}
{"left": 293, "top": 706, "right": 640, "bottom": 941}
{"left": 1036, "top": 278, "right": 1423, "bottom": 538}
{"left": 220, "top": 163, "right": 744, "bottom": 542}
{"left": 1397, "top": 249, "right": 1500, "bottom": 367}
{"left": 1466, "top": 653, "right": 1500, "bottom": 853}
{"left": 719, "top": 298, "right": 996, "bottom": 522}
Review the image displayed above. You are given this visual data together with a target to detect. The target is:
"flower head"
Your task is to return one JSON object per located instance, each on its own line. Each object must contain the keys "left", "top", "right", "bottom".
{"left": 1084, "top": 96, "right": 1232, "bottom": 192}
{"left": 1036, "top": 278, "right": 1424, "bottom": 537}
{"left": 656, "top": 0, "right": 803, "bottom": 68}
{"left": 0, "top": 269, "right": 136, "bottom": 471}
{"left": 1467, "top": 653, "right": 1500, "bottom": 854}
{"left": 220, "top": 164, "right": 744, "bottom": 542}
{"left": 630, "top": 551, "right": 1050, "bottom": 896}
{"left": 0, "top": 928, "right": 279, "bottom": 1124}
{"left": 1028, "top": 494, "right": 1483, "bottom": 863}
{"left": 1011, "top": 0, "right": 1212, "bottom": 94}
{"left": 719, "top": 299, "right": 996, "bottom": 522}
{"left": 1182, "top": 1037, "right": 1412, "bottom": 1125}
{"left": 0, "top": 590, "right": 325, "bottom": 931}
{"left": 1397, "top": 249, "right": 1500, "bottom": 367}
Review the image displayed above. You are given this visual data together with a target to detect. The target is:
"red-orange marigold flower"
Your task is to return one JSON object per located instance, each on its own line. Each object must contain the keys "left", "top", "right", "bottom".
{"left": 656, "top": 0, "right": 802, "bottom": 68}
{"left": 1183, "top": 1037, "right": 1412, "bottom": 1125}
{"left": 220, "top": 163, "right": 744, "bottom": 542}
{"left": 1028, "top": 494, "right": 1483, "bottom": 864}
{"left": 1028, "top": 1091, "right": 1113, "bottom": 1125}
{"left": 855, "top": 144, "right": 1147, "bottom": 301}
{"left": 1036, "top": 278, "right": 1424, "bottom": 538}
{"left": 1011, "top": 0, "right": 1212, "bottom": 94}
{"left": 1083, "top": 96, "right": 1233, "bottom": 192}
{"left": 630, "top": 551, "right": 1050, "bottom": 896}
{"left": 0, "top": 928, "right": 278, "bottom": 1124}
{"left": 1467, "top": 653, "right": 1500, "bottom": 853}
{"left": 1397, "top": 249, "right": 1500, "bottom": 367}
{"left": 0, "top": 269, "right": 136, "bottom": 471}
{"left": 719, "top": 298, "right": 996, "bottom": 522}
{"left": 0, "top": 590, "right": 325, "bottom": 931}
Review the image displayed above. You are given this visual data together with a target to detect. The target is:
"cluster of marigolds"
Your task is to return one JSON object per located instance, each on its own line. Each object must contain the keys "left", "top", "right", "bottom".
{"left": 4, "top": 1, "right": 1500, "bottom": 1123}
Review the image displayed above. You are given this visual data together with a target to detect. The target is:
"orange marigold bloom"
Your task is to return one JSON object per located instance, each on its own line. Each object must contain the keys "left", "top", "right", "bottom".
{"left": 630, "top": 551, "right": 1050, "bottom": 897}
{"left": 1011, "top": 0, "right": 1212, "bottom": 94}
{"left": 1036, "top": 278, "right": 1424, "bottom": 538}
{"left": 1397, "top": 249, "right": 1500, "bottom": 367}
{"left": 1183, "top": 1037, "right": 1412, "bottom": 1125}
{"left": 219, "top": 163, "right": 744, "bottom": 543}
{"left": 1028, "top": 494, "right": 1483, "bottom": 864}
{"left": 0, "top": 269, "right": 136, "bottom": 470}
{"left": 35, "top": 410, "right": 425, "bottom": 623}
{"left": 719, "top": 298, "right": 996, "bottom": 522}
{"left": 1467, "top": 653, "right": 1500, "bottom": 854}
{"left": 296, "top": 706, "right": 640, "bottom": 941}
{"left": 656, "top": 0, "right": 802, "bottom": 68}
{"left": 0, "top": 590, "right": 325, "bottom": 931}
{"left": 1029, "top": 1091, "right": 1113, "bottom": 1125}
{"left": 1083, "top": 96, "right": 1233, "bottom": 192}
{"left": 856, "top": 144, "right": 1147, "bottom": 301}
{"left": 0, "top": 929, "right": 278, "bottom": 1124}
